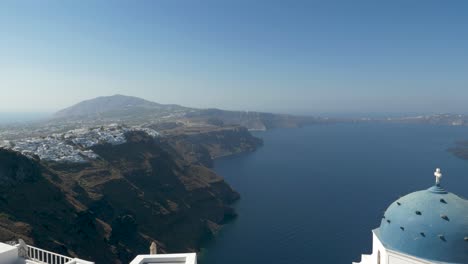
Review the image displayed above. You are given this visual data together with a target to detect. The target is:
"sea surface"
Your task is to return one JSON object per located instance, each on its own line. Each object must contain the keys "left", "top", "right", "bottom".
{"left": 0, "top": 112, "right": 50, "bottom": 124}
{"left": 200, "top": 123, "right": 468, "bottom": 264}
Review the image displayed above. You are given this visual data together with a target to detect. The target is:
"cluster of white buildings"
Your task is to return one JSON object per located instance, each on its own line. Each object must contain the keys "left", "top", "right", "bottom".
{"left": 12, "top": 136, "right": 95, "bottom": 163}
{"left": 0, "top": 125, "right": 159, "bottom": 163}
{"left": 64, "top": 127, "right": 127, "bottom": 148}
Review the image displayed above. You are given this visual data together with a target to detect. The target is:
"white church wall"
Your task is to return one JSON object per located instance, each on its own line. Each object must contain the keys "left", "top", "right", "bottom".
{"left": 353, "top": 230, "right": 452, "bottom": 264}
{"left": 387, "top": 249, "right": 436, "bottom": 264}
{"left": 352, "top": 230, "right": 438, "bottom": 264}
{"left": 353, "top": 231, "right": 384, "bottom": 264}
{"left": 372, "top": 231, "right": 387, "bottom": 264}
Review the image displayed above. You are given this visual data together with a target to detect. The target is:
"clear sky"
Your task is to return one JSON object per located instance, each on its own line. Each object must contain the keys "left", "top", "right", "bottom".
{"left": 1, "top": 1, "right": 467, "bottom": 114}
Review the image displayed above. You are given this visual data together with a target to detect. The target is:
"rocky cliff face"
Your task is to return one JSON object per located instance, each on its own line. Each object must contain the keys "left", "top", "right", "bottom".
{"left": 164, "top": 126, "right": 263, "bottom": 167}
{"left": 0, "top": 128, "right": 260, "bottom": 263}
{"left": 184, "top": 109, "right": 327, "bottom": 130}
{"left": 0, "top": 149, "right": 115, "bottom": 262}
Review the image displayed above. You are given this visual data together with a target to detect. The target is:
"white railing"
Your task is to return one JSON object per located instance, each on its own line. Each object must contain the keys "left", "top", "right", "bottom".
{"left": 26, "top": 245, "right": 93, "bottom": 264}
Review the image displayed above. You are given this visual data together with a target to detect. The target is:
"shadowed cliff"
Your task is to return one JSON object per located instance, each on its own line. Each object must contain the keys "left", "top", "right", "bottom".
{"left": 0, "top": 128, "right": 261, "bottom": 263}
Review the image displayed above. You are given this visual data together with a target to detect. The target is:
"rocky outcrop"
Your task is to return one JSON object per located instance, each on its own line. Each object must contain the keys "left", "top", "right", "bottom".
{"left": 163, "top": 126, "right": 263, "bottom": 167}
{"left": 0, "top": 129, "right": 259, "bottom": 263}
{"left": 184, "top": 108, "right": 327, "bottom": 130}
{"left": 0, "top": 148, "right": 117, "bottom": 263}
{"left": 448, "top": 141, "right": 468, "bottom": 160}
{"left": 0, "top": 149, "right": 40, "bottom": 186}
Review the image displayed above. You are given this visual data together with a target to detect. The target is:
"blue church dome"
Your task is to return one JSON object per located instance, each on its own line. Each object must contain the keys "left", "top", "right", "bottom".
{"left": 376, "top": 170, "right": 468, "bottom": 263}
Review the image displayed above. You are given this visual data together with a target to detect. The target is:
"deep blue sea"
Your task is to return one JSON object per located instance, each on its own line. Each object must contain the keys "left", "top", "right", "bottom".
{"left": 201, "top": 123, "right": 468, "bottom": 264}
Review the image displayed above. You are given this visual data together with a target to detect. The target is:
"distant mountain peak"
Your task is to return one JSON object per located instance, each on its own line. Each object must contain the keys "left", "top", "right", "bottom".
{"left": 52, "top": 94, "right": 322, "bottom": 130}
{"left": 54, "top": 95, "right": 185, "bottom": 119}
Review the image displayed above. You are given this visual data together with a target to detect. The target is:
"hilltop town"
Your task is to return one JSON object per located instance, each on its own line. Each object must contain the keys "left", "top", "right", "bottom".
{"left": 0, "top": 124, "right": 159, "bottom": 163}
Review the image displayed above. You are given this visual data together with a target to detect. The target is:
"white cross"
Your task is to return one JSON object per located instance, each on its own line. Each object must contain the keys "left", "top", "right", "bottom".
{"left": 434, "top": 168, "right": 442, "bottom": 185}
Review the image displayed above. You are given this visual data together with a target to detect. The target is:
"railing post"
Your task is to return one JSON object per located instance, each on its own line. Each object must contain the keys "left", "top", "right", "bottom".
{"left": 150, "top": 242, "right": 157, "bottom": 255}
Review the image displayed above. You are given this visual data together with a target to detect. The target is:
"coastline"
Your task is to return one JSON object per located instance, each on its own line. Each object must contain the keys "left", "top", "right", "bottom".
{"left": 0, "top": 126, "right": 263, "bottom": 263}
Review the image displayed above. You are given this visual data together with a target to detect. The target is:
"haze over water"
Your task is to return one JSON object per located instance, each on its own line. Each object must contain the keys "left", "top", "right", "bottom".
{"left": 201, "top": 123, "right": 468, "bottom": 264}
{"left": 0, "top": 112, "right": 50, "bottom": 124}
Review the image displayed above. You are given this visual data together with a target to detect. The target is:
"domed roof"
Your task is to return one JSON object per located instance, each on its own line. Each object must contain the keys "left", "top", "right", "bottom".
{"left": 376, "top": 170, "right": 468, "bottom": 263}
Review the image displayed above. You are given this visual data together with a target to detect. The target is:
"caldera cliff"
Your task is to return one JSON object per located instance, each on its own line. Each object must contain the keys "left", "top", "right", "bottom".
{"left": 0, "top": 127, "right": 262, "bottom": 263}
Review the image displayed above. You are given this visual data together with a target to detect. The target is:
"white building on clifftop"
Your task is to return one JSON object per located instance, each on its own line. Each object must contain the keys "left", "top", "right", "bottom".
{"left": 354, "top": 169, "right": 468, "bottom": 264}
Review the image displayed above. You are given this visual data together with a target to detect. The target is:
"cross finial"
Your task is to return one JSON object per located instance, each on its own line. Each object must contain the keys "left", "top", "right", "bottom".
{"left": 434, "top": 168, "right": 442, "bottom": 185}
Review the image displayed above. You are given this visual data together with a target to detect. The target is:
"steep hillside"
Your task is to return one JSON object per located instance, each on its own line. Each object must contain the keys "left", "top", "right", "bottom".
{"left": 0, "top": 149, "right": 116, "bottom": 263}
{"left": 0, "top": 129, "right": 258, "bottom": 263}
{"left": 162, "top": 125, "right": 263, "bottom": 167}
{"left": 184, "top": 109, "right": 326, "bottom": 130}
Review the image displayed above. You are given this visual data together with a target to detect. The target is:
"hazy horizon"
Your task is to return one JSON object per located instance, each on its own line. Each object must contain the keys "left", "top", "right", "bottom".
{"left": 0, "top": 93, "right": 461, "bottom": 119}
{"left": 1, "top": 1, "right": 468, "bottom": 113}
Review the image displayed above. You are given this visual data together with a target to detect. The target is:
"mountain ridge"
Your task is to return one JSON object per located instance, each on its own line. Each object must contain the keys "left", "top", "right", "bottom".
{"left": 54, "top": 94, "right": 189, "bottom": 119}
{"left": 51, "top": 94, "right": 329, "bottom": 131}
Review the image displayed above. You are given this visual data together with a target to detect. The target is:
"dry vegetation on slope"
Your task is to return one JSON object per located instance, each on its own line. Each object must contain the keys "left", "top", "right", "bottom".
{"left": 0, "top": 129, "right": 261, "bottom": 263}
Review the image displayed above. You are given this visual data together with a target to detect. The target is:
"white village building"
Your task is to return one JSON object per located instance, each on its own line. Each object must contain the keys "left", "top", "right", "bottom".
{"left": 354, "top": 168, "right": 468, "bottom": 264}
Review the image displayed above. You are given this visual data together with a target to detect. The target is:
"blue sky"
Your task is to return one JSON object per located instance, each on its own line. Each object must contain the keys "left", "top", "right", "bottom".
{"left": 1, "top": 1, "right": 467, "bottom": 114}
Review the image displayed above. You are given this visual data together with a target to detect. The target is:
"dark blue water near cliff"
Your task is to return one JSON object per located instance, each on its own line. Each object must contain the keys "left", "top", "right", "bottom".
{"left": 200, "top": 123, "right": 468, "bottom": 264}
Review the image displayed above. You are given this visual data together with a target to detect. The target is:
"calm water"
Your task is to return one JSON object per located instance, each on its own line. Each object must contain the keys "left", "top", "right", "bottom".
{"left": 0, "top": 112, "right": 50, "bottom": 124}
{"left": 201, "top": 123, "right": 468, "bottom": 264}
